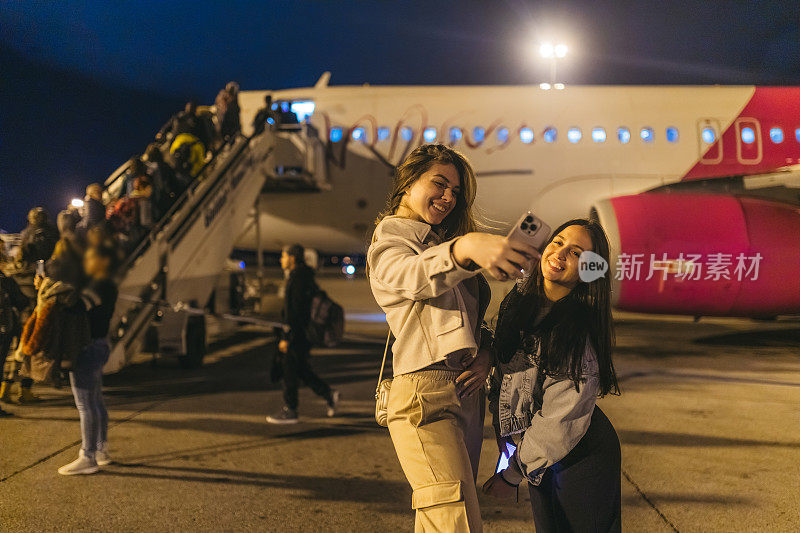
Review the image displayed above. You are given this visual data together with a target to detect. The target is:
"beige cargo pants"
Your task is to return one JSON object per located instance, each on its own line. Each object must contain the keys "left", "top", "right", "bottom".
{"left": 387, "top": 369, "right": 485, "bottom": 532}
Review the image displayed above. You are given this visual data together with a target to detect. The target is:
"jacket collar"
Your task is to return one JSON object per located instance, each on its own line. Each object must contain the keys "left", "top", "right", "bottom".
{"left": 381, "top": 215, "right": 442, "bottom": 243}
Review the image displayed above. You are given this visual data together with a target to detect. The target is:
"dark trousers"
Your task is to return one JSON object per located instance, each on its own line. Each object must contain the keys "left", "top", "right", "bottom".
{"left": 281, "top": 341, "right": 332, "bottom": 410}
{"left": 528, "top": 406, "right": 621, "bottom": 533}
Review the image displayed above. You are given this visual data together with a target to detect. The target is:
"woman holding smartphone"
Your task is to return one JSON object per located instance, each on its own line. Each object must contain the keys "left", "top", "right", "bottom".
{"left": 482, "top": 219, "right": 621, "bottom": 532}
{"left": 368, "top": 144, "right": 538, "bottom": 532}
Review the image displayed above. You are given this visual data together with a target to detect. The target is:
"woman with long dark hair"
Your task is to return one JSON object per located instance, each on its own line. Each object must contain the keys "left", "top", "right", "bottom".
{"left": 368, "top": 144, "right": 539, "bottom": 532}
{"left": 482, "top": 218, "right": 621, "bottom": 532}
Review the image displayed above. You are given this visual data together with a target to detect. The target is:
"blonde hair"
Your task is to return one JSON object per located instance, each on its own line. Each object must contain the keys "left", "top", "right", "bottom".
{"left": 375, "top": 143, "right": 478, "bottom": 241}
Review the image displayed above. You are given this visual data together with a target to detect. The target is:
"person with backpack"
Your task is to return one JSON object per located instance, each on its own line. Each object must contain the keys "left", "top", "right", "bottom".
{"left": 265, "top": 244, "right": 339, "bottom": 425}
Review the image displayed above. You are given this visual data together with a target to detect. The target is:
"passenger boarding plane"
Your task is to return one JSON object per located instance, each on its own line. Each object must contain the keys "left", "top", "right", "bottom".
{"left": 236, "top": 74, "right": 800, "bottom": 318}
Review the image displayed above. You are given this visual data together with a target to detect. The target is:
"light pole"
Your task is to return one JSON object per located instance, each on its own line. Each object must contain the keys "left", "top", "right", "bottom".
{"left": 539, "top": 42, "right": 568, "bottom": 88}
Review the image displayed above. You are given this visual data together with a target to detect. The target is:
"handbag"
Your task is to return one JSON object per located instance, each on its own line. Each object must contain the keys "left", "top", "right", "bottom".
{"left": 374, "top": 330, "right": 392, "bottom": 427}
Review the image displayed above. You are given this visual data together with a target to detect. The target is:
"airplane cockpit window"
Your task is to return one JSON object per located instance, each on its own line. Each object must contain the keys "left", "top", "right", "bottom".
{"left": 449, "top": 127, "right": 463, "bottom": 144}
{"left": 352, "top": 127, "right": 366, "bottom": 142}
{"left": 543, "top": 127, "right": 557, "bottom": 143}
{"left": 423, "top": 127, "right": 437, "bottom": 142}
{"left": 496, "top": 127, "right": 510, "bottom": 144}
{"left": 666, "top": 127, "right": 679, "bottom": 143}
{"left": 330, "top": 127, "right": 343, "bottom": 142}
{"left": 519, "top": 128, "right": 534, "bottom": 144}
{"left": 701, "top": 127, "right": 716, "bottom": 144}
{"left": 640, "top": 127, "right": 654, "bottom": 143}
{"left": 377, "top": 127, "right": 390, "bottom": 141}
{"left": 567, "top": 127, "right": 582, "bottom": 143}
{"left": 289, "top": 100, "right": 315, "bottom": 122}
{"left": 769, "top": 127, "right": 784, "bottom": 144}
{"left": 401, "top": 127, "right": 414, "bottom": 142}
{"left": 741, "top": 127, "right": 756, "bottom": 144}
{"left": 592, "top": 128, "right": 607, "bottom": 142}
{"left": 617, "top": 127, "right": 631, "bottom": 144}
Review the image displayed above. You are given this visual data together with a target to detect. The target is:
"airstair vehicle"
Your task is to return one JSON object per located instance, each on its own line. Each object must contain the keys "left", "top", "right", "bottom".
{"left": 104, "top": 116, "right": 326, "bottom": 372}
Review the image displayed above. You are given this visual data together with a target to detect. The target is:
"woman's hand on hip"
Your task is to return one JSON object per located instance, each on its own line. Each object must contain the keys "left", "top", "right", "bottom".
{"left": 452, "top": 233, "right": 541, "bottom": 281}
{"left": 455, "top": 349, "right": 491, "bottom": 398}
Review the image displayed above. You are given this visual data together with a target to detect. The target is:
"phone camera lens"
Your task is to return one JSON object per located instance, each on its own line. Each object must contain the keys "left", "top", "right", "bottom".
{"left": 525, "top": 216, "right": 533, "bottom": 223}
{"left": 521, "top": 222, "right": 528, "bottom": 230}
{"left": 531, "top": 224, "right": 538, "bottom": 230}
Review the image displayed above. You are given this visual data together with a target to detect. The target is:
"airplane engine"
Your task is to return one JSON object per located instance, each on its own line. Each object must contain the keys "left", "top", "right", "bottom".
{"left": 591, "top": 192, "right": 800, "bottom": 317}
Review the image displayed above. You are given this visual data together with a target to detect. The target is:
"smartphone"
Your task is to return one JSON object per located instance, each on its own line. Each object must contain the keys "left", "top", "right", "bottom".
{"left": 495, "top": 440, "right": 517, "bottom": 473}
{"left": 507, "top": 211, "right": 551, "bottom": 251}
{"left": 35, "top": 259, "right": 45, "bottom": 277}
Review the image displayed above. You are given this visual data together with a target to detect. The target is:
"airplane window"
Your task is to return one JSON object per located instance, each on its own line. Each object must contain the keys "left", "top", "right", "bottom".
{"left": 401, "top": 127, "right": 413, "bottom": 142}
{"left": 567, "top": 128, "right": 582, "bottom": 143}
{"left": 351, "top": 127, "right": 366, "bottom": 142}
{"left": 617, "top": 127, "right": 631, "bottom": 144}
{"left": 330, "top": 127, "right": 343, "bottom": 143}
{"left": 519, "top": 127, "right": 534, "bottom": 144}
{"left": 377, "top": 127, "right": 390, "bottom": 141}
{"left": 497, "top": 127, "right": 510, "bottom": 144}
{"left": 701, "top": 127, "right": 716, "bottom": 144}
{"left": 769, "top": 127, "right": 784, "bottom": 144}
{"left": 740, "top": 127, "right": 755, "bottom": 144}
{"left": 591, "top": 128, "right": 607, "bottom": 142}
{"left": 423, "top": 127, "right": 437, "bottom": 142}
{"left": 543, "top": 127, "right": 557, "bottom": 143}
{"left": 640, "top": 127, "right": 654, "bottom": 143}
{"left": 449, "top": 127, "right": 463, "bottom": 144}
{"left": 473, "top": 127, "right": 485, "bottom": 143}
{"left": 796, "top": 128, "right": 800, "bottom": 143}
{"left": 666, "top": 127, "right": 679, "bottom": 143}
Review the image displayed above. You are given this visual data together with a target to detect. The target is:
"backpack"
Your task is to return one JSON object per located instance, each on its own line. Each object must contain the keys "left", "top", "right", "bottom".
{"left": 305, "top": 290, "right": 344, "bottom": 347}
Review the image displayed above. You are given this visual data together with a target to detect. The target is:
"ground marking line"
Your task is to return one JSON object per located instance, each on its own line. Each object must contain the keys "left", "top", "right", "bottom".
{"left": 622, "top": 469, "right": 680, "bottom": 532}
{"left": 0, "top": 397, "right": 170, "bottom": 483}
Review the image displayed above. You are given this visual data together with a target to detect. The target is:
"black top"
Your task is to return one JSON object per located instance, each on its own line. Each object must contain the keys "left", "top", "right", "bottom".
{"left": 77, "top": 278, "right": 118, "bottom": 339}
{"left": 282, "top": 264, "right": 318, "bottom": 345}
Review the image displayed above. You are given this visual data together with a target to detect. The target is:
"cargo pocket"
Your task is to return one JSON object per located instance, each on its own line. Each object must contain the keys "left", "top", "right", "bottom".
{"left": 411, "top": 480, "right": 463, "bottom": 510}
{"left": 413, "top": 387, "right": 459, "bottom": 428}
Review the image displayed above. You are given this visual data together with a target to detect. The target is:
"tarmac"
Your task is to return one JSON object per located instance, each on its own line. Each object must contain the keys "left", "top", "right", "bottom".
{"left": 1, "top": 276, "right": 799, "bottom": 532}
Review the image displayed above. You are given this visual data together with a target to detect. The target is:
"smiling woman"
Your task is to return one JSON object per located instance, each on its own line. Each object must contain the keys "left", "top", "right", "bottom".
{"left": 367, "top": 143, "right": 541, "bottom": 532}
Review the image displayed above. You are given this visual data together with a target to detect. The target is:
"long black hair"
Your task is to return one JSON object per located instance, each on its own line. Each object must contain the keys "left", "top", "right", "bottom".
{"left": 494, "top": 218, "right": 619, "bottom": 396}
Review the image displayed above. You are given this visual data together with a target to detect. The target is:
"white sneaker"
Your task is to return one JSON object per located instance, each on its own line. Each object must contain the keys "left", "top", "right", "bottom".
{"left": 58, "top": 450, "right": 99, "bottom": 476}
{"left": 95, "top": 444, "right": 113, "bottom": 466}
{"left": 326, "top": 390, "right": 341, "bottom": 418}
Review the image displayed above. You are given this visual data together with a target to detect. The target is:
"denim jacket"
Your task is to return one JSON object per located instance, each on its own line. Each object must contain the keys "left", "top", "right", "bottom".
{"left": 489, "top": 330, "right": 600, "bottom": 486}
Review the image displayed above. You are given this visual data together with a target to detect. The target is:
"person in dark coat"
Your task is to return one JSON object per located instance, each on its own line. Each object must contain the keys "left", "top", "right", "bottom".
{"left": 216, "top": 81, "right": 241, "bottom": 141}
{"left": 266, "top": 244, "right": 338, "bottom": 424}
{"left": 0, "top": 271, "right": 28, "bottom": 415}
{"left": 77, "top": 183, "right": 106, "bottom": 237}
{"left": 19, "top": 208, "right": 59, "bottom": 263}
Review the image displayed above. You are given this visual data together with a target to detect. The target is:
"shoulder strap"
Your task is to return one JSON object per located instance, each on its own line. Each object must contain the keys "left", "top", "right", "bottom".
{"left": 375, "top": 330, "right": 392, "bottom": 392}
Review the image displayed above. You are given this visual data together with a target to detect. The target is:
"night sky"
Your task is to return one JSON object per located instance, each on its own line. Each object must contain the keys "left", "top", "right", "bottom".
{"left": 2, "top": 0, "right": 799, "bottom": 231}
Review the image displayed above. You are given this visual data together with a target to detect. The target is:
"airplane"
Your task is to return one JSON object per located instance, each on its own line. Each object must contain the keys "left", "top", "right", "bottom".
{"left": 234, "top": 75, "right": 800, "bottom": 319}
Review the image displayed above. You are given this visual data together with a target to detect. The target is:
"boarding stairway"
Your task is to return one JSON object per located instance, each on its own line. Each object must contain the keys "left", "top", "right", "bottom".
{"left": 104, "top": 119, "right": 328, "bottom": 372}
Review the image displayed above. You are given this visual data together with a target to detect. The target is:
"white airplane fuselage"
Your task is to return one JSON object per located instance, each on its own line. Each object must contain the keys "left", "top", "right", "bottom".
{"left": 235, "top": 84, "right": 800, "bottom": 254}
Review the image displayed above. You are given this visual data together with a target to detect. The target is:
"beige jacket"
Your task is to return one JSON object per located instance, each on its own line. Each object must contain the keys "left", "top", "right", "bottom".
{"left": 367, "top": 215, "right": 490, "bottom": 376}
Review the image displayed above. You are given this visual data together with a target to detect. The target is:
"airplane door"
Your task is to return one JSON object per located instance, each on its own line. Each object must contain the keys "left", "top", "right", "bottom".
{"left": 698, "top": 118, "right": 723, "bottom": 164}
{"left": 734, "top": 118, "right": 762, "bottom": 164}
